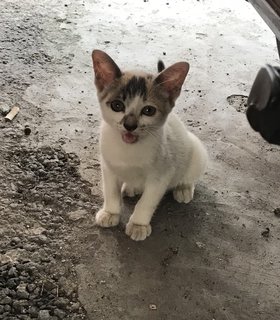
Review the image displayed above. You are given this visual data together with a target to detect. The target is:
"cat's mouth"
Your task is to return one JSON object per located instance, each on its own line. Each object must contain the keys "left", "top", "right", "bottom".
{"left": 121, "top": 132, "right": 138, "bottom": 144}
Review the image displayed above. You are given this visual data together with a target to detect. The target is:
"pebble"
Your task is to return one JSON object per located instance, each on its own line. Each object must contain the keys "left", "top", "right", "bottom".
{"left": 149, "top": 303, "right": 157, "bottom": 310}
{"left": 53, "top": 297, "right": 69, "bottom": 309}
{"left": 26, "top": 283, "right": 36, "bottom": 293}
{"left": 6, "top": 278, "right": 19, "bottom": 289}
{"left": 4, "top": 304, "right": 11, "bottom": 312}
{"left": 16, "top": 287, "right": 29, "bottom": 300}
{"left": 54, "top": 308, "right": 66, "bottom": 319}
{"left": 8, "top": 266, "right": 18, "bottom": 277}
{"left": 67, "top": 209, "right": 87, "bottom": 221}
{"left": 10, "top": 237, "right": 21, "bottom": 246}
{"left": 274, "top": 208, "right": 280, "bottom": 217}
{"left": 195, "top": 241, "right": 206, "bottom": 249}
{"left": 0, "top": 296, "right": 12, "bottom": 304}
{"left": 0, "top": 104, "right": 11, "bottom": 116}
{"left": 38, "top": 309, "right": 51, "bottom": 320}
{"left": 34, "top": 234, "right": 48, "bottom": 245}
{"left": 261, "top": 227, "right": 270, "bottom": 238}
{"left": 70, "top": 302, "right": 80, "bottom": 311}
{"left": 29, "top": 306, "right": 39, "bottom": 317}
{"left": 12, "top": 299, "right": 29, "bottom": 312}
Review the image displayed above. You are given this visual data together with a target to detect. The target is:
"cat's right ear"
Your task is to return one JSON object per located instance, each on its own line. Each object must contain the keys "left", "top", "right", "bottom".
{"left": 154, "top": 62, "right": 189, "bottom": 103}
{"left": 92, "top": 50, "right": 122, "bottom": 91}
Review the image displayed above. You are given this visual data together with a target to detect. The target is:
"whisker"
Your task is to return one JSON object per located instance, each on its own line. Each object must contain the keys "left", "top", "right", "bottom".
{"left": 142, "top": 128, "right": 161, "bottom": 142}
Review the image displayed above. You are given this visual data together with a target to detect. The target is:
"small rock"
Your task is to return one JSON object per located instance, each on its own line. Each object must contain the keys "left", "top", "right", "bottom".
{"left": 70, "top": 302, "right": 80, "bottom": 311}
{"left": 17, "top": 285, "right": 29, "bottom": 300}
{"left": 38, "top": 309, "right": 50, "bottom": 320}
{"left": 34, "top": 234, "right": 48, "bottom": 244}
{"left": 4, "top": 304, "right": 11, "bottom": 312}
{"left": 8, "top": 266, "right": 18, "bottom": 277}
{"left": 274, "top": 208, "right": 280, "bottom": 217}
{"left": 8, "top": 289, "right": 16, "bottom": 298}
{"left": 169, "top": 247, "right": 179, "bottom": 254}
{"left": 195, "top": 241, "right": 206, "bottom": 249}
{"left": 53, "top": 297, "right": 69, "bottom": 309}
{"left": 261, "top": 227, "right": 270, "bottom": 238}
{"left": 27, "top": 284, "right": 36, "bottom": 293}
{"left": 29, "top": 226, "right": 47, "bottom": 236}
{"left": 0, "top": 104, "right": 11, "bottom": 116}
{"left": 12, "top": 300, "right": 29, "bottom": 312}
{"left": 10, "top": 237, "right": 21, "bottom": 246}
{"left": 149, "top": 303, "right": 157, "bottom": 310}
{"left": 6, "top": 278, "right": 19, "bottom": 289}
{"left": 54, "top": 308, "right": 66, "bottom": 319}
{"left": 29, "top": 306, "right": 39, "bottom": 317}
{"left": 43, "top": 280, "right": 56, "bottom": 291}
{"left": 23, "top": 244, "right": 36, "bottom": 252}
{"left": 0, "top": 296, "right": 12, "bottom": 305}
{"left": 67, "top": 209, "right": 87, "bottom": 221}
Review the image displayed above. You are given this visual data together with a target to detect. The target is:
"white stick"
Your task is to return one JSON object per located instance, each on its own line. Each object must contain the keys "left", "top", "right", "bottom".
{"left": 5, "top": 106, "right": 20, "bottom": 121}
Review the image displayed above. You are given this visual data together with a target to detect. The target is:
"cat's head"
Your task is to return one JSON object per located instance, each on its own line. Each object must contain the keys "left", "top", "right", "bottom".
{"left": 92, "top": 50, "right": 189, "bottom": 144}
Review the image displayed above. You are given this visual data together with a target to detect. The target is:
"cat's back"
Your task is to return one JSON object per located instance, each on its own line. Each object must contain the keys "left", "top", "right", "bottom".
{"left": 165, "top": 112, "right": 191, "bottom": 144}
{"left": 165, "top": 112, "right": 206, "bottom": 162}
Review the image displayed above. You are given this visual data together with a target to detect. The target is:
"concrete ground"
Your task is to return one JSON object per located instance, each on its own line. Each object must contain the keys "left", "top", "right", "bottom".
{"left": 1, "top": 0, "right": 280, "bottom": 319}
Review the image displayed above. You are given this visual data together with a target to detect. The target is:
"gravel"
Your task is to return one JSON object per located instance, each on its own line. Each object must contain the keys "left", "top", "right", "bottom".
{"left": 0, "top": 142, "right": 94, "bottom": 319}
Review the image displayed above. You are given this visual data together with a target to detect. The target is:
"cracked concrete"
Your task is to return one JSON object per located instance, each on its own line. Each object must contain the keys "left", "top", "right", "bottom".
{"left": 0, "top": 0, "right": 280, "bottom": 319}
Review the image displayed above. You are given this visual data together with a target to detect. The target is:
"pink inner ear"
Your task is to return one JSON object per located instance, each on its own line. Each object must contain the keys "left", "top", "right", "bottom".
{"left": 155, "top": 62, "right": 189, "bottom": 100}
{"left": 92, "top": 50, "right": 121, "bottom": 91}
{"left": 94, "top": 60, "right": 115, "bottom": 91}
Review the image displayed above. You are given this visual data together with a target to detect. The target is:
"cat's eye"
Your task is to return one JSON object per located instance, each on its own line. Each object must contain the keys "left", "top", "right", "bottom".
{"left": 111, "top": 100, "right": 125, "bottom": 112}
{"left": 141, "top": 106, "right": 156, "bottom": 116}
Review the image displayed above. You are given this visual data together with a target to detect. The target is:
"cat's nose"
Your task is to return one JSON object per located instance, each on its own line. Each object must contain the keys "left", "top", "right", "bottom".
{"left": 124, "top": 122, "right": 137, "bottom": 132}
{"left": 123, "top": 114, "right": 138, "bottom": 132}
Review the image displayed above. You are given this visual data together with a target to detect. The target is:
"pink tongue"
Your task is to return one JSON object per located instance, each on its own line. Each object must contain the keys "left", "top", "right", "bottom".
{"left": 122, "top": 132, "right": 138, "bottom": 144}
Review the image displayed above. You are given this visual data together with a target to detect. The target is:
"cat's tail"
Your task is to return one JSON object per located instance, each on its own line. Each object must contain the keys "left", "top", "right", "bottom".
{"left": 157, "top": 60, "right": 165, "bottom": 73}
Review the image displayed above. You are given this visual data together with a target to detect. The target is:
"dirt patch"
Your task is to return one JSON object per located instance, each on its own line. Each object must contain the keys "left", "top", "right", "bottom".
{"left": 0, "top": 124, "right": 97, "bottom": 319}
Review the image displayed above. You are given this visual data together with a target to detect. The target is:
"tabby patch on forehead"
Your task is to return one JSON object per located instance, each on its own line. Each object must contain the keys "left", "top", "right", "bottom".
{"left": 121, "top": 76, "right": 147, "bottom": 100}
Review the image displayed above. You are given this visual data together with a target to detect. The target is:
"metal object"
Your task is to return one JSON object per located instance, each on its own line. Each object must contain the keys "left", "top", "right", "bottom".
{"left": 246, "top": 64, "right": 280, "bottom": 145}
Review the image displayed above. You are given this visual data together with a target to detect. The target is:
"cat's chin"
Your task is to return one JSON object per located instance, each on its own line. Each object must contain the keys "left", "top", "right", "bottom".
{"left": 121, "top": 132, "right": 138, "bottom": 144}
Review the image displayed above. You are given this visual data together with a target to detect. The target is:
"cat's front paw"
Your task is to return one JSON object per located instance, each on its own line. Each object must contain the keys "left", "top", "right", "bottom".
{"left": 95, "top": 209, "right": 120, "bottom": 228}
{"left": 125, "top": 222, "right": 152, "bottom": 241}
{"left": 173, "top": 184, "right": 194, "bottom": 204}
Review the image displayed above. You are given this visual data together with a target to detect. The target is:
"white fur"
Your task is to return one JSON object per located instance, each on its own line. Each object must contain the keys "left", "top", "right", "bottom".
{"left": 95, "top": 112, "right": 207, "bottom": 241}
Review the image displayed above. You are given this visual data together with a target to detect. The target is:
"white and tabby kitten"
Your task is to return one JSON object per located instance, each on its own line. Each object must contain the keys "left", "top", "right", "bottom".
{"left": 92, "top": 50, "right": 207, "bottom": 241}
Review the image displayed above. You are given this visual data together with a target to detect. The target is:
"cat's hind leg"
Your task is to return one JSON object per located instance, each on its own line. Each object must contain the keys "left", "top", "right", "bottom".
{"left": 173, "top": 183, "right": 194, "bottom": 204}
{"left": 121, "top": 183, "right": 142, "bottom": 198}
{"left": 173, "top": 133, "right": 207, "bottom": 204}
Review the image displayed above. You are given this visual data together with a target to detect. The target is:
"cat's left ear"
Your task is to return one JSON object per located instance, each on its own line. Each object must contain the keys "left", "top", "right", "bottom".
{"left": 92, "top": 50, "right": 122, "bottom": 91}
{"left": 154, "top": 62, "right": 189, "bottom": 102}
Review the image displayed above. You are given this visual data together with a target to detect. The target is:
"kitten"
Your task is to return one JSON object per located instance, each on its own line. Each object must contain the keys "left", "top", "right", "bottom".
{"left": 91, "top": 50, "right": 208, "bottom": 241}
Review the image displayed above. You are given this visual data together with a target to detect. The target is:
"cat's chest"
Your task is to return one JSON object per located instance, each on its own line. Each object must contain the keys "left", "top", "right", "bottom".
{"left": 100, "top": 127, "right": 155, "bottom": 168}
{"left": 101, "top": 139, "right": 151, "bottom": 167}
{"left": 101, "top": 138, "right": 149, "bottom": 183}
